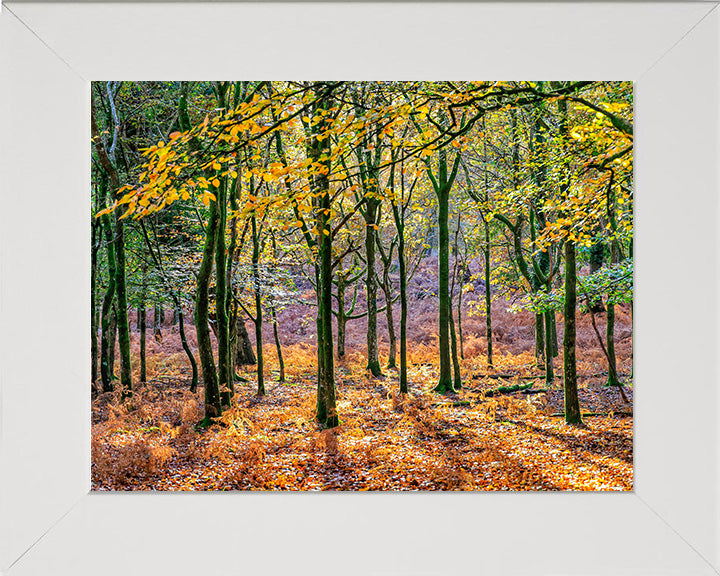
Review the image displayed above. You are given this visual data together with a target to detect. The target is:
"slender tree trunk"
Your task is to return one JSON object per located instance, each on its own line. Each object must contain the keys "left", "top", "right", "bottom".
{"left": 178, "top": 307, "right": 199, "bottom": 393}
{"left": 91, "top": 219, "right": 100, "bottom": 388}
{"left": 385, "top": 295, "right": 397, "bottom": 369}
{"left": 251, "top": 215, "right": 265, "bottom": 396}
{"left": 457, "top": 286, "right": 464, "bottom": 360}
{"left": 139, "top": 302, "right": 147, "bottom": 382}
{"left": 554, "top": 85, "right": 581, "bottom": 423}
{"left": 154, "top": 304, "right": 162, "bottom": 342}
{"left": 605, "top": 178, "right": 620, "bottom": 387}
{"left": 315, "top": 265, "right": 327, "bottom": 422}
{"left": 319, "top": 205, "right": 337, "bottom": 427}
{"left": 336, "top": 276, "right": 348, "bottom": 360}
{"left": 92, "top": 91, "right": 132, "bottom": 401}
{"left": 272, "top": 307, "right": 285, "bottom": 382}
{"left": 629, "top": 237, "right": 633, "bottom": 379}
{"left": 563, "top": 241, "right": 582, "bottom": 424}
{"left": 108, "top": 146, "right": 131, "bottom": 401}
{"left": 534, "top": 313, "right": 545, "bottom": 368}
{"left": 98, "top": 174, "right": 117, "bottom": 393}
{"left": 544, "top": 306, "right": 555, "bottom": 387}
{"left": 588, "top": 240, "right": 606, "bottom": 313}
{"left": 398, "top": 224, "right": 409, "bottom": 393}
{"left": 225, "top": 169, "right": 241, "bottom": 386}
{"left": 380, "top": 267, "right": 397, "bottom": 369}
{"left": 449, "top": 306, "right": 462, "bottom": 391}
{"left": 107, "top": 305, "right": 118, "bottom": 387}
{"left": 606, "top": 241, "right": 620, "bottom": 387}
{"left": 551, "top": 315, "right": 559, "bottom": 357}
{"left": 484, "top": 218, "right": 493, "bottom": 367}
{"left": 216, "top": 177, "right": 232, "bottom": 406}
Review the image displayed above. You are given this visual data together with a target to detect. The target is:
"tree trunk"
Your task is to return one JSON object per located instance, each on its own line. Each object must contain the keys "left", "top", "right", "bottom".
{"left": 398, "top": 224, "right": 409, "bottom": 393}
{"left": 272, "top": 306, "right": 285, "bottom": 382}
{"left": 588, "top": 240, "right": 606, "bottom": 313}
{"left": 110, "top": 175, "right": 132, "bottom": 401}
{"left": 563, "top": 241, "right": 582, "bottom": 424}
{"left": 98, "top": 173, "right": 117, "bottom": 393}
{"left": 312, "top": 85, "right": 338, "bottom": 428}
{"left": 91, "top": 218, "right": 100, "bottom": 389}
{"left": 606, "top": 247, "right": 620, "bottom": 388}
{"left": 457, "top": 285, "right": 464, "bottom": 361}
{"left": 543, "top": 306, "right": 555, "bottom": 387}
{"left": 139, "top": 302, "right": 147, "bottom": 382}
{"left": 435, "top": 184, "right": 453, "bottom": 393}
{"left": 178, "top": 308, "right": 199, "bottom": 393}
{"left": 107, "top": 305, "right": 118, "bottom": 387}
{"left": 484, "top": 221, "right": 493, "bottom": 367}
{"left": 449, "top": 306, "right": 462, "bottom": 390}
{"left": 319, "top": 205, "right": 337, "bottom": 427}
{"left": 195, "top": 198, "right": 221, "bottom": 422}
{"left": 216, "top": 177, "right": 232, "bottom": 406}
{"left": 336, "top": 276, "right": 348, "bottom": 360}
{"left": 381, "top": 267, "right": 397, "bottom": 369}
{"left": 154, "top": 304, "right": 162, "bottom": 342}
{"left": 364, "top": 198, "right": 383, "bottom": 377}
{"left": 534, "top": 313, "right": 545, "bottom": 368}
{"left": 251, "top": 215, "right": 265, "bottom": 396}
{"left": 92, "top": 95, "right": 132, "bottom": 401}
{"left": 606, "top": 178, "right": 620, "bottom": 387}
{"left": 234, "top": 316, "right": 257, "bottom": 367}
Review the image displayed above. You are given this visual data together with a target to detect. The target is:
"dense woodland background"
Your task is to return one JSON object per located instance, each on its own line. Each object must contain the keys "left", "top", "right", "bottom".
{"left": 91, "top": 81, "right": 633, "bottom": 491}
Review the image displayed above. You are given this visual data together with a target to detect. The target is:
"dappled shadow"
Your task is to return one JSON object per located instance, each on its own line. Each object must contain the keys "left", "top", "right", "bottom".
{"left": 508, "top": 419, "right": 633, "bottom": 466}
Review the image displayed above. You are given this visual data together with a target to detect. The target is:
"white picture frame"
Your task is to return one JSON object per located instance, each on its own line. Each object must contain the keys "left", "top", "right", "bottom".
{"left": 1, "top": 2, "right": 718, "bottom": 574}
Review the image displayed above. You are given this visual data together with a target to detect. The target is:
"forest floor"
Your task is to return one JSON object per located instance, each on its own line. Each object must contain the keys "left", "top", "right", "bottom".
{"left": 92, "top": 297, "right": 633, "bottom": 491}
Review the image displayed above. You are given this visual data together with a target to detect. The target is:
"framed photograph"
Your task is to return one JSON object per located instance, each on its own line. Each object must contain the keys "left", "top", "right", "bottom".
{"left": 0, "top": 2, "right": 717, "bottom": 574}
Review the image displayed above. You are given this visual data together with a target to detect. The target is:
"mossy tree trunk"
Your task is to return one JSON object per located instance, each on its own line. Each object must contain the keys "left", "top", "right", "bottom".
{"left": 91, "top": 187, "right": 101, "bottom": 388}
{"left": 91, "top": 95, "right": 132, "bottom": 402}
{"left": 362, "top": 197, "right": 383, "bottom": 377}
{"left": 335, "top": 273, "right": 349, "bottom": 360}
{"left": 556, "top": 89, "right": 582, "bottom": 425}
{"left": 215, "top": 175, "right": 232, "bottom": 406}
{"left": 309, "top": 83, "right": 339, "bottom": 428}
{"left": 428, "top": 145, "right": 462, "bottom": 393}
{"left": 388, "top": 158, "right": 410, "bottom": 393}
{"left": 195, "top": 197, "right": 221, "bottom": 422}
{"left": 436, "top": 182, "right": 453, "bottom": 392}
{"left": 213, "top": 82, "right": 233, "bottom": 407}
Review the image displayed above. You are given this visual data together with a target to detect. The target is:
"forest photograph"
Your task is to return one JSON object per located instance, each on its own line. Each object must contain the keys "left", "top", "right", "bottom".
{"left": 91, "top": 80, "right": 633, "bottom": 491}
